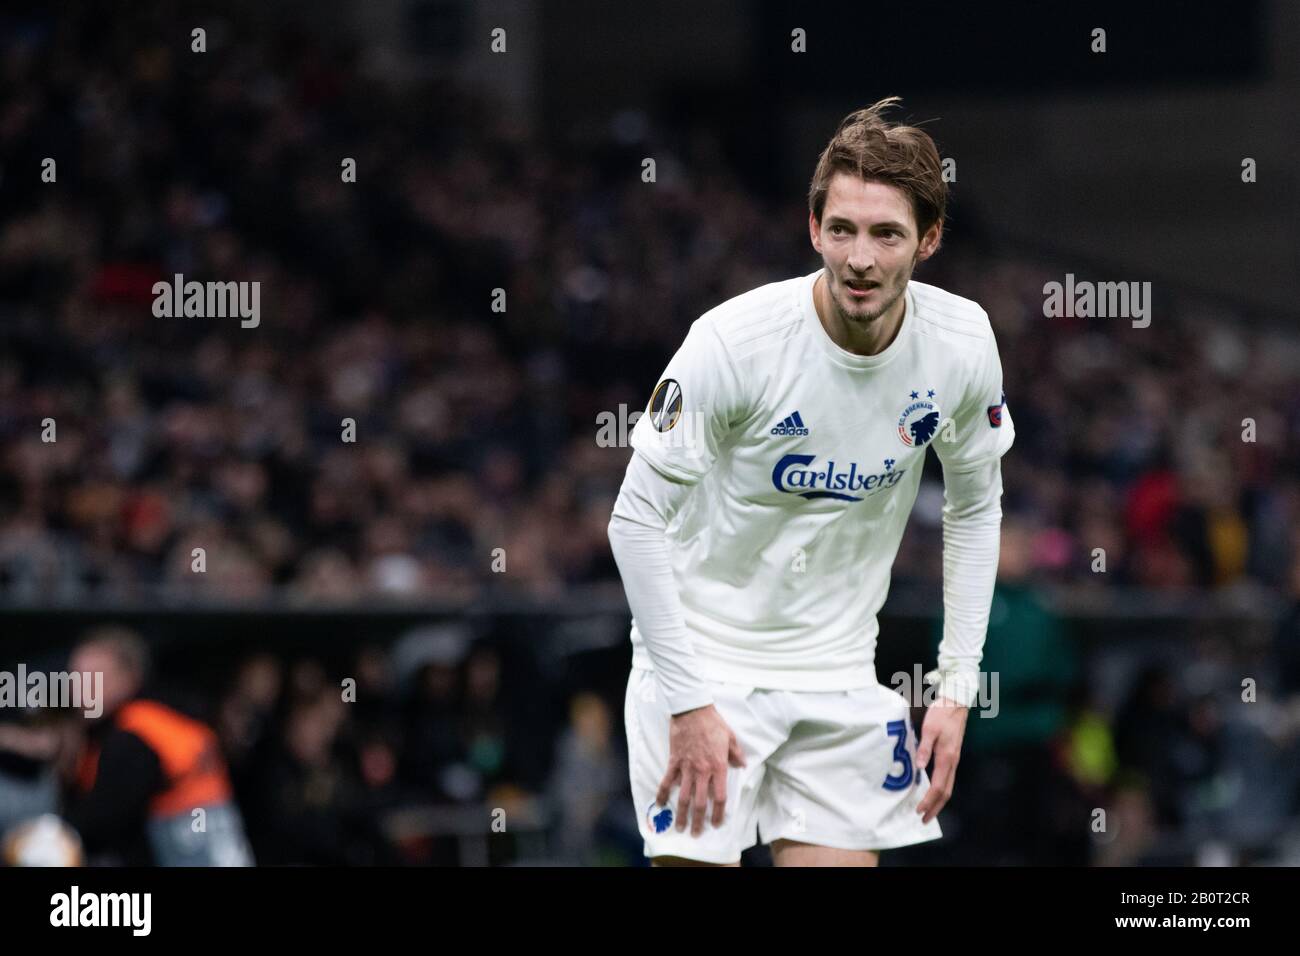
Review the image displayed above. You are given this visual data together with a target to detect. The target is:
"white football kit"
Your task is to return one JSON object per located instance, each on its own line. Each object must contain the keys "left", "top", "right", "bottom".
{"left": 609, "top": 267, "right": 1015, "bottom": 861}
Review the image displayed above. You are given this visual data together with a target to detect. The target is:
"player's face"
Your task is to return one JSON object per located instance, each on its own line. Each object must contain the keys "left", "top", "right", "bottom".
{"left": 809, "top": 172, "right": 940, "bottom": 327}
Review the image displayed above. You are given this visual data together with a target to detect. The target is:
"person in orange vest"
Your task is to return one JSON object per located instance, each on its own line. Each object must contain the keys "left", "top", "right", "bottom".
{"left": 64, "top": 627, "right": 254, "bottom": 866}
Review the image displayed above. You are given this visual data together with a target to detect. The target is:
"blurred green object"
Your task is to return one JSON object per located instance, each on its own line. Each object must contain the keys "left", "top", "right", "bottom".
{"left": 934, "top": 581, "right": 1078, "bottom": 753}
{"left": 1065, "top": 710, "right": 1118, "bottom": 787}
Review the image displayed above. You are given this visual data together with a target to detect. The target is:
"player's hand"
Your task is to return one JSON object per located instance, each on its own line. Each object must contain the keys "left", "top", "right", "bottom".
{"left": 658, "top": 704, "right": 747, "bottom": 836}
{"left": 914, "top": 696, "right": 969, "bottom": 824}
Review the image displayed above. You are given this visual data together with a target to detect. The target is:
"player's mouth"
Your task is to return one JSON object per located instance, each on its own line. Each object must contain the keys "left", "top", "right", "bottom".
{"left": 844, "top": 278, "right": 879, "bottom": 298}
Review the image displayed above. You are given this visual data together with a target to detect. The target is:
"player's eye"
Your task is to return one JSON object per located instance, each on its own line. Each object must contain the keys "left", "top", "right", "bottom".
{"left": 830, "top": 224, "right": 848, "bottom": 235}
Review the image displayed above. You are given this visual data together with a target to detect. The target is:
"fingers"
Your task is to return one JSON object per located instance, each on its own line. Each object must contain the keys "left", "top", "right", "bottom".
{"left": 710, "top": 766, "right": 728, "bottom": 827}
{"left": 917, "top": 747, "right": 960, "bottom": 824}
{"left": 662, "top": 722, "right": 744, "bottom": 835}
{"left": 672, "top": 766, "right": 714, "bottom": 836}
{"left": 664, "top": 761, "right": 733, "bottom": 834}
{"left": 915, "top": 721, "right": 937, "bottom": 772}
{"left": 691, "top": 774, "right": 710, "bottom": 836}
{"left": 709, "top": 733, "right": 746, "bottom": 826}
{"left": 728, "top": 733, "right": 747, "bottom": 768}
{"left": 674, "top": 768, "right": 695, "bottom": 832}
{"left": 656, "top": 762, "right": 679, "bottom": 808}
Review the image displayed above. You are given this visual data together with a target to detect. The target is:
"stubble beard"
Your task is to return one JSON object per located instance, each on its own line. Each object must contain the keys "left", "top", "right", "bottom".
{"left": 834, "top": 278, "right": 900, "bottom": 327}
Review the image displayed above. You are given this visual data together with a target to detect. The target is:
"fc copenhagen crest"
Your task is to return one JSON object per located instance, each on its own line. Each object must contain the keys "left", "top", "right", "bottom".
{"left": 897, "top": 390, "right": 941, "bottom": 448}
{"left": 647, "top": 379, "right": 684, "bottom": 432}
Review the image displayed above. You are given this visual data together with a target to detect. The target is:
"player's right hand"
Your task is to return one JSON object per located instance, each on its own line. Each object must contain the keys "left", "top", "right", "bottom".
{"left": 658, "top": 704, "right": 747, "bottom": 836}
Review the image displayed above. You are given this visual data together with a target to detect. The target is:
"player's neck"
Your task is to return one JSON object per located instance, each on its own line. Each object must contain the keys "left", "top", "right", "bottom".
{"left": 813, "top": 272, "right": 905, "bottom": 357}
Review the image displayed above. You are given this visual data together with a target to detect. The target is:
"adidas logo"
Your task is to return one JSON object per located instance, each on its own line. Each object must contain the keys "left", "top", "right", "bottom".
{"left": 770, "top": 411, "right": 810, "bottom": 437}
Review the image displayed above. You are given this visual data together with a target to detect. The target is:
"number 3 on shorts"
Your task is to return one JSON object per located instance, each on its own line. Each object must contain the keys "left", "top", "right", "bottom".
{"left": 881, "top": 719, "right": 914, "bottom": 791}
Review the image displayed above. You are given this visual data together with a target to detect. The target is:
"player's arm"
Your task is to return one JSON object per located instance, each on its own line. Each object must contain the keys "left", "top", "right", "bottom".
{"left": 608, "top": 452, "right": 747, "bottom": 836}
{"left": 607, "top": 318, "right": 750, "bottom": 835}
{"left": 930, "top": 456, "right": 1005, "bottom": 706}
{"left": 928, "top": 322, "right": 1016, "bottom": 707}
{"left": 917, "top": 322, "right": 1015, "bottom": 824}
{"left": 609, "top": 317, "right": 748, "bottom": 711}
{"left": 607, "top": 450, "right": 714, "bottom": 714}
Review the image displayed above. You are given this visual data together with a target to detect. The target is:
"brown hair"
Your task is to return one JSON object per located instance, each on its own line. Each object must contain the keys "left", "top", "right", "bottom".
{"left": 808, "top": 96, "right": 947, "bottom": 241}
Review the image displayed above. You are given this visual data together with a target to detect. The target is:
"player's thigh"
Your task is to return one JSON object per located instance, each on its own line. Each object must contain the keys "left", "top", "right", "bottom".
{"left": 757, "top": 683, "right": 941, "bottom": 852}
{"left": 624, "top": 668, "right": 771, "bottom": 863}
{"left": 770, "top": 839, "right": 878, "bottom": 867}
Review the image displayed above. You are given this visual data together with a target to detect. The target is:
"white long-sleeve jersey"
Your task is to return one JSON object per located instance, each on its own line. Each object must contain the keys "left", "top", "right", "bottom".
{"left": 608, "top": 268, "right": 1014, "bottom": 713}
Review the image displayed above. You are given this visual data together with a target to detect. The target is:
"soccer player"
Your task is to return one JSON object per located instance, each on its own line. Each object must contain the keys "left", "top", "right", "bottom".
{"left": 606, "top": 97, "right": 1015, "bottom": 866}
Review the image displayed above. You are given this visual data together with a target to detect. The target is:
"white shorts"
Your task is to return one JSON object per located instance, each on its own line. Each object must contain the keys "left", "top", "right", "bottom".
{"left": 624, "top": 667, "right": 942, "bottom": 864}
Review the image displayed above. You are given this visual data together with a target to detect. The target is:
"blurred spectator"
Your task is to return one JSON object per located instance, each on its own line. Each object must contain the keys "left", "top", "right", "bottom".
{"left": 1113, "top": 663, "right": 1186, "bottom": 829}
{"left": 1277, "top": 551, "right": 1300, "bottom": 697}
{"left": 245, "top": 686, "right": 397, "bottom": 865}
{"left": 0, "top": 719, "right": 61, "bottom": 843}
{"left": 395, "top": 625, "right": 472, "bottom": 801}
{"left": 218, "top": 651, "right": 283, "bottom": 791}
{"left": 62, "top": 626, "right": 255, "bottom": 865}
{"left": 460, "top": 643, "right": 510, "bottom": 795}
{"left": 545, "top": 692, "right": 625, "bottom": 865}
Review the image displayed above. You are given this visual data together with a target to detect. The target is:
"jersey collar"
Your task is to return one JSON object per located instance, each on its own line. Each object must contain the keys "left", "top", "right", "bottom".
{"left": 801, "top": 269, "right": 914, "bottom": 370}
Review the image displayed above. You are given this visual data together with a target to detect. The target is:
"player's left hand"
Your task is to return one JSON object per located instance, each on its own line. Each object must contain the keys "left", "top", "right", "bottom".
{"left": 914, "top": 697, "right": 969, "bottom": 824}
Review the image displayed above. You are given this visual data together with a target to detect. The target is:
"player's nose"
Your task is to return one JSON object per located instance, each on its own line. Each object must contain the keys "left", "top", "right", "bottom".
{"left": 847, "top": 240, "right": 874, "bottom": 273}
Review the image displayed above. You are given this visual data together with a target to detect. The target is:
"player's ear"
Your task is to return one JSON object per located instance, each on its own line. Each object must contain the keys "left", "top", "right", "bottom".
{"left": 916, "top": 219, "right": 942, "bottom": 262}
{"left": 809, "top": 210, "right": 822, "bottom": 253}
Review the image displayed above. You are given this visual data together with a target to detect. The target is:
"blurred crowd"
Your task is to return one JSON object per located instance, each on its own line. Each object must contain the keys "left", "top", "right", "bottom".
{"left": 1, "top": 5, "right": 1297, "bottom": 606}
{"left": 916, "top": 518, "right": 1300, "bottom": 866}
{"left": 1, "top": 3, "right": 1299, "bottom": 866}
{"left": 0, "top": 623, "right": 640, "bottom": 866}
{"left": 213, "top": 624, "right": 636, "bottom": 865}
{"left": 3, "top": 578, "right": 1300, "bottom": 866}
